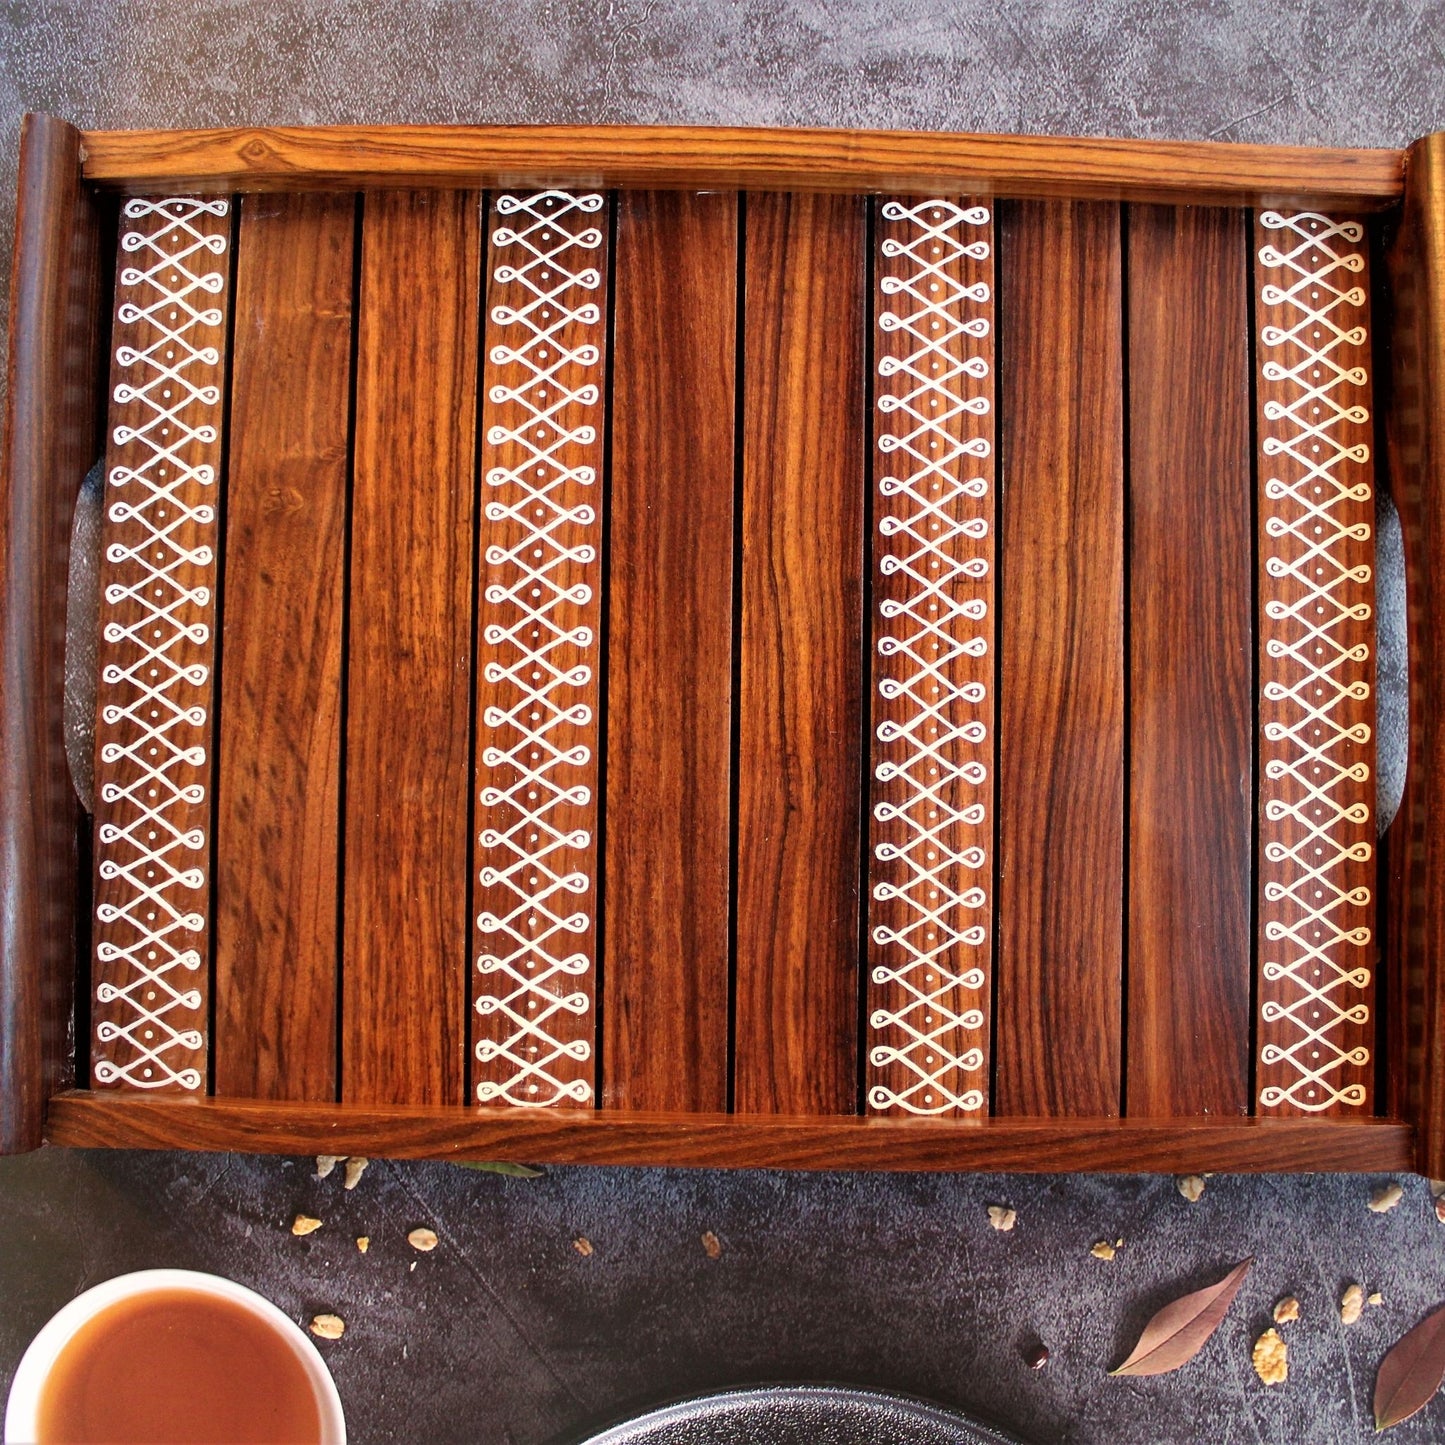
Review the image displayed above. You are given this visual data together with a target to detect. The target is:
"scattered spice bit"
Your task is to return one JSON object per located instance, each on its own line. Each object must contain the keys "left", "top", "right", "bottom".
{"left": 1252, "top": 1327, "right": 1288, "bottom": 1385}
{"left": 1371, "top": 1292, "right": 1385, "bottom": 1307}
{"left": 291, "top": 1215, "right": 322, "bottom": 1237}
{"left": 987, "top": 1206, "right": 1017, "bottom": 1232}
{"left": 1435, "top": 1196, "right": 1445, "bottom": 1226}
{"left": 1273, "top": 1296, "right": 1301, "bottom": 1325}
{"left": 1025, "top": 1343, "right": 1050, "bottom": 1370}
{"left": 1371, "top": 1183, "right": 1406, "bottom": 1215}
{"left": 1110, "top": 1258, "right": 1253, "bottom": 1377}
{"left": 1177, "top": 1175, "right": 1206, "bottom": 1202}
{"left": 574, "top": 1236, "right": 594, "bottom": 1257}
{"left": 1430, "top": 1180, "right": 1445, "bottom": 1200}
{"left": 309, "top": 1314, "right": 345, "bottom": 1341}
{"left": 356, "top": 1236, "right": 369, "bottom": 1254}
{"left": 315, "top": 1155, "right": 342, "bottom": 1180}
{"left": 1342, "top": 1283, "right": 1366, "bottom": 1325}
{"left": 407, "top": 1228, "right": 438, "bottom": 1253}
{"left": 701, "top": 1231, "right": 722, "bottom": 1259}
{"left": 343, "top": 1157, "right": 368, "bottom": 1191}
{"left": 1090, "top": 1240, "right": 1116, "bottom": 1261}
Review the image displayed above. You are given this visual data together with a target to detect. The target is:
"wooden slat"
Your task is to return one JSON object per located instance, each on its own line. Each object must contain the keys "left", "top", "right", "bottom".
{"left": 734, "top": 192, "right": 867, "bottom": 1115}
{"left": 91, "top": 196, "right": 232, "bottom": 1093}
{"left": 78, "top": 123, "right": 1404, "bottom": 211}
{"left": 213, "top": 194, "right": 354, "bottom": 1101}
{"left": 602, "top": 191, "right": 735, "bottom": 1112}
{"left": 1253, "top": 211, "right": 1378, "bottom": 1116}
{"left": 472, "top": 192, "right": 609, "bottom": 1108}
{"left": 342, "top": 190, "right": 478, "bottom": 1106}
{"left": 1126, "top": 205, "right": 1253, "bottom": 1118}
{"left": 994, "top": 200, "right": 1125, "bottom": 1116}
{"left": 866, "top": 196, "right": 994, "bottom": 1117}
{"left": 46, "top": 1091, "right": 1415, "bottom": 1175}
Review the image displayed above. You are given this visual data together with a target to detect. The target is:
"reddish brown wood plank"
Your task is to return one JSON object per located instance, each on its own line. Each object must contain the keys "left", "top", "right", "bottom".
{"left": 91, "top": 196, "right": 232, "bottom": 1093}
{"left": 866, "top": 197, "right": 994, "bottom": 1117}
{"left": 342, "top": 190, "right": 478, "bottom": 1106}
{"left": 994, "top": 200, "right": 1125, "bottom": 1117}
{"left": 1253, "top": 212, "right": 1378, "bottom": 1116}
{"left": 733, "top": 191, "right": 866, "bottom": 1116}
{"left": 602, "top": 192, "right": 735, "bottom": 1112}
{"left": 1126, "top": 205, "right": 1253, "bottom": 1118}
{"left": 472, "top": 192, "right": 608, "bottom": 1108}
{"left": 213, "top": 193, "right": 354, "bottom": 1102}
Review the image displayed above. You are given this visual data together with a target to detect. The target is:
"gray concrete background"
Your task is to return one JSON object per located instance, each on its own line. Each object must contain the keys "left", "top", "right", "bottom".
{"left": 3, "top": 3, "right": 1445, "bottom": 1442}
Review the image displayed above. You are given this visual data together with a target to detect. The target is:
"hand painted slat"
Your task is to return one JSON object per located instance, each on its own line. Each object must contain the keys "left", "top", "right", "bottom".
{"left": 213, "top": 193, "right": 355, "bottom": 1102}
{"left": 472, "top": 191, "right": 609, "bottom": 1108}
{"left": 91, "top": 197, "right": 232, "bottom": 1092}
{"left": 1254, "top": 210, "right": 1377, "bottom": 1115}
{"left": 733, "top": 192, "right": 866, "bottom": 1116}
{"left": 866, "top": 196, "right": 994, "bottom": 1117}
{"left": 994, "top": 200, "right": 1125, "bottom": 1117}
{"left": 342, "top": 190, "right": 478, "bottom": 1106}
{"left": 602, "top": 191, "right": 736, "bottom": 1113}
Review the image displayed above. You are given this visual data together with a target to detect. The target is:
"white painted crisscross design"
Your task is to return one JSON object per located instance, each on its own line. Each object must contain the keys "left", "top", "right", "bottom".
{"left": 475, "top": 192, "right": 603, "bottom": 1106}
{"left": 94, "top": 197, "right": 228, "bottom": 1090}
{"left": 869, "top": 199, "right": 991, "bottom": 1115}
{"left": 1257, "top": 210, "right": 1372, "bottom": 1112}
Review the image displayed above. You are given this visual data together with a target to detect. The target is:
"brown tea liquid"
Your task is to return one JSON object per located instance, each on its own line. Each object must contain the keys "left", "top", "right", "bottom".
{"left": 36, "top": 1288, "right": 324, "bottom": 1444}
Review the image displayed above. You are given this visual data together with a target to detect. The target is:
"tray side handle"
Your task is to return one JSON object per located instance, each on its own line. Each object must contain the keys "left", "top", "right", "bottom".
{"left": 0, "top": 113, "right": 106, "bottom": 1153}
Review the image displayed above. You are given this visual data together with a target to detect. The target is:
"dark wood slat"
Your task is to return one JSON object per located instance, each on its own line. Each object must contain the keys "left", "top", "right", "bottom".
{"left": 342, "top": 190, "right": 478, "bottom": 1106}
{"left": 213, "top": 194, "right": 354, "bottom": 1102}
{"left": 1126, "top": 205, "right": 1253, "bottom": 1118}
{"left": 46, "top": 1090, "right": 1414, "bottom": 1174}
{"left": 602, "top": 192, "right": 735, "bottom": 1112}
{"left": 995, "top": 200, "right": 1125, "bottom": 1116}
{"left": 472, "top": 191, "right": 609, "bottom": 1108}
{"left": 91, "top": 195, "right": 232, "bottom": 1094}
{"left": 866, "top": 197, "right": 994, "bottom": 1118}
{"left": 1253, "top": 211, "right": 1377, "bottom": 1116}
{"left": 733, "top": 191, "right": 866, "bottom": 1116}
{"left": 0, "top": 115, "right": 106, "bottom": 1151}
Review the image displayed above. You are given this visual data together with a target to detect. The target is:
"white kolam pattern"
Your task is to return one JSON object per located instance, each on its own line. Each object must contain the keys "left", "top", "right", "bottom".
{"left": 93, "top": 197, "right": 229, "bottom": 1091}
{"left": 474, "top": 191, "right": 604, "bottom": 1107}
{"left": 1257, "top": 210, "right": 1374, "bottom": 1113}
{"left": 868, "top": 198, "right": 992, "bottom": 1116}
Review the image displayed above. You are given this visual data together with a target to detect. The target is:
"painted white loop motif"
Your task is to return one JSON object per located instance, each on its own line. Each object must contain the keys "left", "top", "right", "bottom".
{"left": 1256, "top": 210, "right": 1373, "bottom": 1113}
{"left": 475, "top": 191, "right": 603, "bottom": 1107}
{"left": 868, "top": 198, "right": 992, "bottom": 1116}
{"left": 92, "top": 196, "right": 227, "bottom": 1092}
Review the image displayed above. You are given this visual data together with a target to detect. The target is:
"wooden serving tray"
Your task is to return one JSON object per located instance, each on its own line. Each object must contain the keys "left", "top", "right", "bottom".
{"left": 4, "top": 114, "right": 1444, "bottom": 1175}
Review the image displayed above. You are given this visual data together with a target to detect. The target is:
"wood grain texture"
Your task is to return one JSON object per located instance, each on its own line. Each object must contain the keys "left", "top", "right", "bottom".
{"left": 734, "top": 191, "right": 866, "bottom": 1115}
{"left": 602, "top": 191, "right": 735, "bottom": 1113}
{"left": 994, "top": 200, "right": 1125, "bottom": 1117}
{"left": 472, "top": 191, "right": 608, "bottom": 1108}
{"left": 78, "top": 123, "right": 1403, "bottom": 210}
{"left": 91, "top": 195, "right": 232, "bottom": 1094}
{"left": 866, "top": 196, "right": 994, "bottom": 1118}
{"left": 45, "top": 1090, "right": 1414, "bottom": 1173}
{"left": 213, "top": 193, "right": 354, "bottom": 1102}
{"left": 342, "top": 190, "right": 478, "bottom": 1106}
{"left": 1253, "top": 211, "right": 1377, "bottom": 1116}
{"left": 1126, "top": 205, "right": 1253, "bottom": 1119}
{"left": 0, "top": 115, "right": 105, "bottom": 1151}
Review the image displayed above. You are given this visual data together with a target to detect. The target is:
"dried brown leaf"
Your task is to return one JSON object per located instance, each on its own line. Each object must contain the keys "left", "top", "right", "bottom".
{"left": 1109, "top": 1259, "right": 1253, "bottom": 1377}
{"left": 450, "top": 1160, "right": 544, "bottom": 1178}
{"left": 1375, "top": 1301, "right": 1445, "bottom": 1429}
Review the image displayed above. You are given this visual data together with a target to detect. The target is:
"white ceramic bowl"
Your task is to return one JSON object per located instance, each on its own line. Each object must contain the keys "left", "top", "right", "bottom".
{"left": 4, "top": 1268, "right": 346, "bottom": 1445}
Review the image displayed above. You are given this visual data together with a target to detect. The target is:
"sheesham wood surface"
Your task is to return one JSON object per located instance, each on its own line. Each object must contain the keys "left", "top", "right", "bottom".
{"left": 45, "top": 1091, "right": 1414, "bottom": 1173}
{"left": 734, "top": 191, "right": 866, "bottom": 1115}
{"left": 994, "top": 200, "right": 1125, "bottom": 1117}
{"left": 1125, "top": 205, "right": 1253, "bottom": 1118}
{"left": 76, "top": 123, "right": 1403, "bottom": 210}
{"left": 602, "top": 191, "right": 735, "bottom": 1113}
{"left": 342, "top": 190, "right": 478, "bottom": 1106}
{"left": 0, "top": 115, "right": 106, "bottom": 1151}
{"left": 90, "top": 195, "right": 232, "bottom": 1094}
{"left": 1253, "top": 211, "right": 1377, "bottom": 1117}
{"left": 213, "top": 194, "right": 354, "bottom": 1102}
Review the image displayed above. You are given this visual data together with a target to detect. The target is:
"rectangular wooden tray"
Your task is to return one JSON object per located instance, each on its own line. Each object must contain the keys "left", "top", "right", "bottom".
{"left": 4, "top": 113, "right": 1444, "bottom": 1175}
